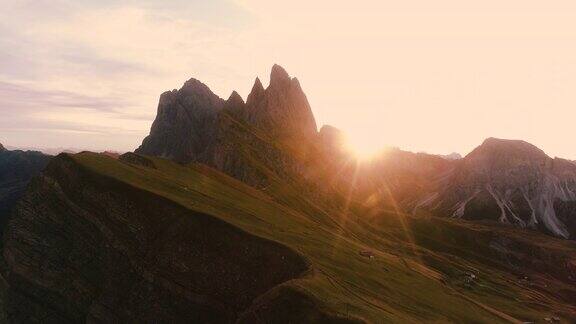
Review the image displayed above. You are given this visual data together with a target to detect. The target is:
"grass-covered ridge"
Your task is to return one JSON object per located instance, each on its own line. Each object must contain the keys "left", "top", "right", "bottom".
{"left": 69, "top": 152, "right": 576, "bottom": 323}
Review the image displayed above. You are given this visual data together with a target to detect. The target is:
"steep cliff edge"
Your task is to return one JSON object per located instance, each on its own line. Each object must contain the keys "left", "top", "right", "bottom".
{"left": 136, "top": 79, "right": 225, "bottom": 163}
{"left": 1, "top": 153, "right": 312, "bottom": 323}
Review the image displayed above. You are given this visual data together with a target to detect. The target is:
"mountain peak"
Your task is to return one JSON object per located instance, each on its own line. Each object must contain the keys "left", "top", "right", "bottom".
{"left": 253, "top": 77, "right": 264, "bottom": 90}
{"left": 136, "top": 75, "right": 225, "bottom": 163}
{"left": 270, "top": 64, "right": 291, "bottom": 87}
{"left": 224, "top": 90, "right": 245, "bottom": 110}
{"left": 246, "top": 77, "right": 265, "bottom": 106}
{"left": 480, "top": 137, "right": 534, "bottom": 148}
{"left": 0, "top": 143, "right": 5, "bottom": 152}
{"left": 467, "top": 137, "right": 549, "bottom": 161}
{"left": 180, "top": 78, "right": 220, "bottom": 99}
{"left": 138, "top": 64, "right": 317, "bottom": 166}
{"left": 482, "top": 137, "right": 527, "bottom": 145}
{"left": 227, "top": 90, "right": 244, "bottom": 104}
{"left": 182, "top": 77, "right": 207, "bottom": 89}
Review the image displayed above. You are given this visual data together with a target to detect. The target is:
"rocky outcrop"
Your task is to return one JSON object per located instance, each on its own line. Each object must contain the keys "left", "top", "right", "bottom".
{"left": 137, "top": 65, "right": 317, "bottom": 165}
{"left": 246, "top": 77, "right": 264, "bottom": 107}
{"left": 0, "top": 143, "right": 6, "bottom": 152}
{"left": 413, "top": 138, "right": 576, "bottom": 239}
{"left": 240, "top": 64, "right": 317, "bottom": 141}
{"left": 1, "top": 154, "right": 309, "bottom": 323}
{"left": 0, "top": 147, "right": 50, "bottom": 236}
{"left": 137, "top": 65, "right": 319, "bottom": 187}
{"left": 136, "top": 79, "right": 225, "bottom": 163}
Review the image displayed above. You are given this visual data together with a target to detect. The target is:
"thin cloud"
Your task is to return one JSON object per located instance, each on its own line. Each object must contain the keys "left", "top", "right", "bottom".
{"left": 0, "top": 81, "right": 131, "bottom": 114}
{"left": 0, "top": 117, "right": 141, "bottom": 136}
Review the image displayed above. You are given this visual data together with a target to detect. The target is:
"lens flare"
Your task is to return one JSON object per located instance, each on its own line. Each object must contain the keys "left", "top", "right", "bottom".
{"left": 343, "top": 132, "right": 385, "bottom": 161}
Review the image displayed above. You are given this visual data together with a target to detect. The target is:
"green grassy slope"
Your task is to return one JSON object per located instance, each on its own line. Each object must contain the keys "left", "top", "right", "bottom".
{"left": 71, "top": 152, "right": 576, "bottom": 323}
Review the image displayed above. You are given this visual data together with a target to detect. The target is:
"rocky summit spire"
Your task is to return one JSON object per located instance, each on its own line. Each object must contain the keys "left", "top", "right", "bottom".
{"left": 242, "top": 65, "right": 317, "bottom": 140}
{"left": 246, "top": 77, "right": 265, "bottom": 107}
{"left": 269, "top": 64, "right": 291, "bottom": 88}
{"left": 224, "top": 90, "right": 245, "bottom": 110}
{"left": 137, "top": 64, "right": 318, "bottom": 170}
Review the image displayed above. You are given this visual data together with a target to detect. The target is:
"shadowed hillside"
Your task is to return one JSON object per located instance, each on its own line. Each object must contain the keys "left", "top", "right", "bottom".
{"left": 2, "top": 151, "right": 575, "bottom": 322}
{"left": 0, "top": 145, "right": 50, "bottom": 236}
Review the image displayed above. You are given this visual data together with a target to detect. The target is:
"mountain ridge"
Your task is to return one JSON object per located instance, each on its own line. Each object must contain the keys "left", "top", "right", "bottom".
{"left": 137, "top": 65, "right": 576, "bottom": 240}
{"left": 137, "top": 64, "right": 317, "bottom": 161}
{"left": 413, "top": 137, "right": 576, "bottom": 238}
{"left": 2, "top": 66, "right": 576, "bottom": 322}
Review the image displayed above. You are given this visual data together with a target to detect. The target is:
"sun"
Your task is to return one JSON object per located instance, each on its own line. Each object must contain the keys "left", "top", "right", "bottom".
{"left": 343, "top": 132, "right": 385, "bottom": 161}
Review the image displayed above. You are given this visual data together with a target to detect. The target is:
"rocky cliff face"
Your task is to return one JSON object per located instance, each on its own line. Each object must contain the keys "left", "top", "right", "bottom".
{"left": 241, "top": 65, "right": 317, "bottom": 141}
{"left": 137, "top": 65, "right": 317, "bottom": 166}
{"left": 0, "top": 146, "right": 50, "bottom": 235}
{"left": 136, "top": 79, "right": 225, "bottom": 163}
{"left": 413, "top": 138, "right": 576, "bottom": 239}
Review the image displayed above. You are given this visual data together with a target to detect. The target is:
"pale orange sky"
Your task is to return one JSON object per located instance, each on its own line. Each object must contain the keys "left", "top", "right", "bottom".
{"left": 1, "top": 0, "right": 576, "bottom": 158}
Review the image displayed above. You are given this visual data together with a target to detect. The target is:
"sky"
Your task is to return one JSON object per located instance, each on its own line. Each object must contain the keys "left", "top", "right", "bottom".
{"left": 1, "top": 1, "right": 576, "bottom": 158}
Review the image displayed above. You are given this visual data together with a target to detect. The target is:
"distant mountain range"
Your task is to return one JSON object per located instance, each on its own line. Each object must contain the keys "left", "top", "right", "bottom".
{"left": 135, "top": 65, "right": 576, "bottom": 240}
{"left": 1, "top": 65, "right": 575, "bottom": 322}
{"left": 4, "top": 146, "right": 125, "bottom": 156}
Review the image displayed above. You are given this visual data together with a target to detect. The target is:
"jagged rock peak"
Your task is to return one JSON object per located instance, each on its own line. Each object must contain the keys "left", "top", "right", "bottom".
{"left": 158, "top": 89, "right": 178, "bottom": 105}
{"left": 241, "top": 64, "right": 318, "bottom": 138}
{"left": 227, "top": 91, "right": 244, "bottom": 104}
{"left": 182, "top": 77, "right": 209, "bottom": 90}
{"left": 135, "top": 75, "right": 226, "bottom": 162}
{"left": 224, "top": 90, "right": 245, "bottom": 109}
{"left": 269, "top": 64, "right": 291, "bottom": 87}
{"left": 0, "top": 143, "right": 5, "bottom": 152}
{"left": 246, "top": 77, "right": 265, "bottom": 106}
{"left": 180, "top": 77, "right": 221, "bottom": 99}
{"left": 253, "top": 77, "right": 264, "bottom": 92}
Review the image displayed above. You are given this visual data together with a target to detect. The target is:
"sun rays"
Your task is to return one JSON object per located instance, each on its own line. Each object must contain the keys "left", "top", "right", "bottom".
{"left": 343, "top": 132, "right": 386, "bottom": 161}
{"left": 324, "top": 148, "right": 424, "bottom": 268}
